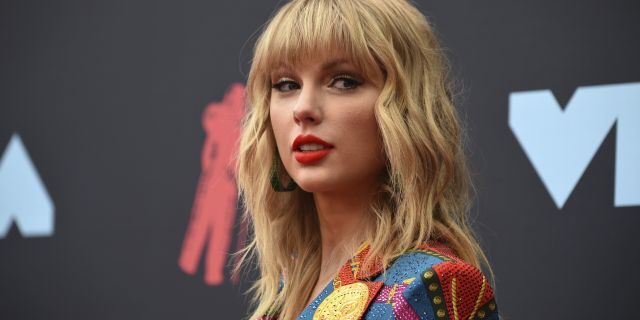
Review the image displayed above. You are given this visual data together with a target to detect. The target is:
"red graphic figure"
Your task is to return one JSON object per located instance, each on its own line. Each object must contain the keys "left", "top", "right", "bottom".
{"left": 179, "top": 83, "right": 246, "bottom": 285}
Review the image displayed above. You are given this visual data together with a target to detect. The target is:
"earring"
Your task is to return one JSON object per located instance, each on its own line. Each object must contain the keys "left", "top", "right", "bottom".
{"left": 271, "top": 154, "right": 297, "bottom": 192}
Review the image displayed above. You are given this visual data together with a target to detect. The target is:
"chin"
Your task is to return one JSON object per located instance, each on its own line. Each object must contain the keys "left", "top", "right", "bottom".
{"left": 292, "top": 174, "right": 339, "bottom": 193}
{"left": 295, "top": 180, "right": 331, "bottom": 193}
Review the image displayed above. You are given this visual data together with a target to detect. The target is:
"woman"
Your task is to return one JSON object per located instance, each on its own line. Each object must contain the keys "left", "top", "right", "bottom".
{"left": 236, "top": 0, "right": 499, "bottom": 319}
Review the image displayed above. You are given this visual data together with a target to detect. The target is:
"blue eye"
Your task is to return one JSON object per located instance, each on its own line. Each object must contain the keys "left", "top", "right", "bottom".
{"left": 272, "top": 80, "right": 300, "bottom": 92}
{"left": 332, "top": 75, "right": 362, "bottom": 90}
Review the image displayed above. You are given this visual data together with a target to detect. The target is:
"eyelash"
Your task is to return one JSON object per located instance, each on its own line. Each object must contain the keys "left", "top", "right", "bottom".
{"left": 271, "top": 78, "right": 299, "bottom": 92}
{"left": 332, "top": 74, "right": 363, "bottom": 90}
{"left": 271, "top": 74, "right": 363, "bottom": 92}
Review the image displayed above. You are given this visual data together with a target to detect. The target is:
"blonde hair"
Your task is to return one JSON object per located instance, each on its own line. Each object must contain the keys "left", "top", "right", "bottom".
{"left": 236, "top": 0, "right": 491, "bottom": 319}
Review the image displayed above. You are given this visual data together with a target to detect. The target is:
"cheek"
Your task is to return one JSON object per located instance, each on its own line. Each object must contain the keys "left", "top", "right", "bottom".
{"left": 338, "top": 105, "right": 384, "bottom": 168}
{"left": 359, "top": 116, "right": 383, "bottom": 162}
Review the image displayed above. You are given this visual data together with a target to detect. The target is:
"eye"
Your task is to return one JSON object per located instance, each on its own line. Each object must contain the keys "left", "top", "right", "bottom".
{"left": 271, "top": 78, "right": 300, "bottom": 92}
{"left": 331, "top": 75, "right": 363, "bottom": 90}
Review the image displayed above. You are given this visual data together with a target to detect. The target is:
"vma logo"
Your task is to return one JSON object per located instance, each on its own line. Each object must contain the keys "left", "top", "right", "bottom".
{"left": 0, "top": 134, "right": 55, "bottom": 238}
{"left": 179, "top": 83, "right": 246, "bottom": 285}
{"left": 509, "top": 82, "right": 640, "bottom": 209}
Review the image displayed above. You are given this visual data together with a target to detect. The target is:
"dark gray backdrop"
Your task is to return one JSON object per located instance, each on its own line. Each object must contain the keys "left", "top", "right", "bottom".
{"left": 1, "top": 1, "right": 639, "bottom": 319}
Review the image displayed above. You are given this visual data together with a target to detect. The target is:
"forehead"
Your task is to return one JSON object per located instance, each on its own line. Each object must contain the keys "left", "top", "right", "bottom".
{"left": 254, "top": 0, "right": 385, "bottom": 83}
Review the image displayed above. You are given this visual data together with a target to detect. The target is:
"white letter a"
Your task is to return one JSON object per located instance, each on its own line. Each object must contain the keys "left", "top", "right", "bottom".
{"left": 0, "top": 133, "right": 55, "bottom": 238}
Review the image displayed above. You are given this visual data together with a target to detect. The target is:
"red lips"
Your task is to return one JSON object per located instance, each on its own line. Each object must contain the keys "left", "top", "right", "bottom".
{"left": 291, "top": 134, "right": 334, "bottom": 164}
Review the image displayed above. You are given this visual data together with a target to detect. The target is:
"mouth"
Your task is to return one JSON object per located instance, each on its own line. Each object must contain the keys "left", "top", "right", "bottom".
{"left": 292, "top": 135, "right": 334, "bottom": 164}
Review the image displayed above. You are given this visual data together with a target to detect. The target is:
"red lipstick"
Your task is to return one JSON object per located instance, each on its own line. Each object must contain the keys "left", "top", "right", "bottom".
{"left": 291, "top": 134, "right": 334, "bottom": 164}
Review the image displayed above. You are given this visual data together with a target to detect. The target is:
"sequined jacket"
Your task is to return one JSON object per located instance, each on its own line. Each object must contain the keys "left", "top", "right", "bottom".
{"left": 260, "top": 242, "right": 499, "bottom": 320}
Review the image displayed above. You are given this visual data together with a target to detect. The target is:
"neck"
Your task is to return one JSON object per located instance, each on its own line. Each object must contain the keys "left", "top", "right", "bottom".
{"left": 313, "top": 186, "right": 376, "bottom": 279}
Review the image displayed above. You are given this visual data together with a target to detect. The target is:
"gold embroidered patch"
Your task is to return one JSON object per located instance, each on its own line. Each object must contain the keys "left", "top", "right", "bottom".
{"left": 312, "top": 282, "right": 369, "bottom": 320}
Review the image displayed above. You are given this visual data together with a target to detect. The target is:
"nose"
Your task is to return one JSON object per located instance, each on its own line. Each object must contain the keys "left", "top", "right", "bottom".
{"left": 293, "top": 85, "right": 322, "bottom": 126}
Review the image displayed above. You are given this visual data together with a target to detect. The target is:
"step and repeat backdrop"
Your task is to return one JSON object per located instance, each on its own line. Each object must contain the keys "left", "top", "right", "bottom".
{"left": 1, "top": 1, "right": 638, "bottom": 319}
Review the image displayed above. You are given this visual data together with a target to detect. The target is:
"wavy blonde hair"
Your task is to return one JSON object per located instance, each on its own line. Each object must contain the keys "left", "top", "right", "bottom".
{"left": 236, "top": 0, "right": 491, "bottom": 319}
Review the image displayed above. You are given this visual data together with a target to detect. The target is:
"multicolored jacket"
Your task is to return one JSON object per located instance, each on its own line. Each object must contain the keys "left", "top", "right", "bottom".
{"left": 260, "top": 242, "right": 499, "bottom": 320}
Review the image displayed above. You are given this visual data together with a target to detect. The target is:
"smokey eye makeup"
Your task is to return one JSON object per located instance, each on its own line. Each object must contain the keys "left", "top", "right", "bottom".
{"left": 270, "top": 73, "right": 364, "bottom": 93}
{"left": 330, "top": 74, "right": 363, "bottom": 90}
{"left": 271, "top": 77, "right": 300, "bottom": 92}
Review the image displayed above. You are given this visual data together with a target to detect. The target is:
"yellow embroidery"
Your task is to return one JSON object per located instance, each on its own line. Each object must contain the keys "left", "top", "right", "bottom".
{"left": 350, "top": 261, "right": 361, "bottom": 278}
{"left": 468, "top": 275, "right": 487, "bottom": 320}
{"left": 386, "top": 284, "right": 398, "bottom": 304}
{"left": 313, "top": 282, "right": 369, "bottom": 320}
{"left": 333, "top": 278, "right": 342, "bottom": 289}
{"left": 410, "top": 249, "right": 452, "bottom": 261}
{"left": 451, "top": 277, "right": 459, "bottom": 320}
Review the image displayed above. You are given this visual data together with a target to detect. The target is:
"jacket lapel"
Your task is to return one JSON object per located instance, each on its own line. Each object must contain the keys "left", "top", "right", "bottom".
{"left": 311, "top": 243, "right": 384, "bottom": 320}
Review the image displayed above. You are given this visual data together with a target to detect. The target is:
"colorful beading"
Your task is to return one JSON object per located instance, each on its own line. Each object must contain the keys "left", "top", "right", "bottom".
{"left": 262, "top": 242, "right": 499, "bottom": 320}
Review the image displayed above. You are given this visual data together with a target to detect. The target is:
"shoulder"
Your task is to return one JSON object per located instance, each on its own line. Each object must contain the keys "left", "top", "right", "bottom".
{"left": 367, "top": 243, "right": 499, "bottom": 320}
{"left": 376, "top": 242, "right": 462, "bottom": 284}
{"left": 421, "top": 257, "right": 498, "bottom": 319}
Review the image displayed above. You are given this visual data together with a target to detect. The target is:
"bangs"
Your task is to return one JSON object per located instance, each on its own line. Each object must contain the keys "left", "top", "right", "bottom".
{"left": 254, "top": 0, "right": 382, "bottom": 81}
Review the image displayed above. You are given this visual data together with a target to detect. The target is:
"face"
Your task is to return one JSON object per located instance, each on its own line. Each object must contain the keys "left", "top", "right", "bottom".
{"left": 269, "top": 55, "right": 386, "bottom": 194}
